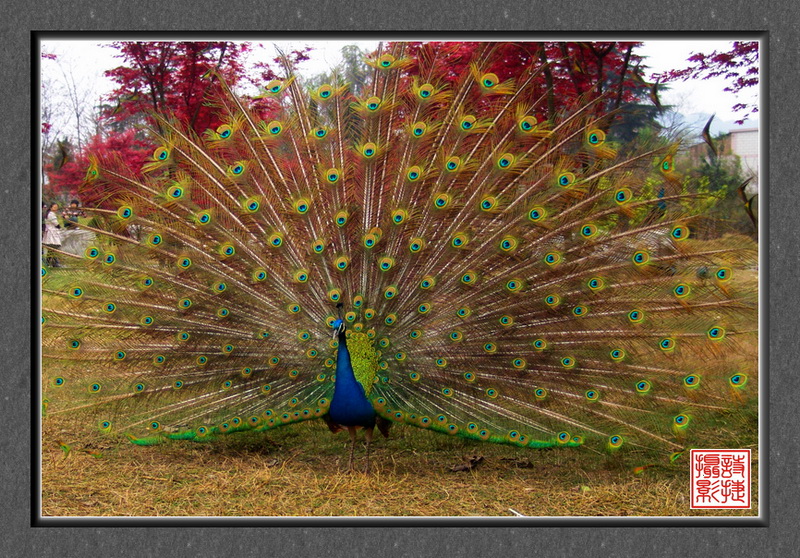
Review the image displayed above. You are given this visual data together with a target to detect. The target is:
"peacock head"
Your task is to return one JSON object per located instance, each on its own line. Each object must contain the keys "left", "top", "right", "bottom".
{"left": 332, "top": 303, "right": 347, "bottom": 339}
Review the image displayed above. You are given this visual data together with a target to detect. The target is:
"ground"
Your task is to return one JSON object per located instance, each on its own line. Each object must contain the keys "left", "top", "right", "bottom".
{"left": 41, "top": 407, "right": 758, "bottom": 518}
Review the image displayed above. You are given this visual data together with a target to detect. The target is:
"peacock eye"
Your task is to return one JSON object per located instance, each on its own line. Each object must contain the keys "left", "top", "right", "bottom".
{"left": 615, "top": 188, "right": 632, "bottom": 204}
{"left": 632, "top": 251, "right": 649, "bottom": 265}
{"left": 497, "top": 153, "right": 514, "bottom": 168}
{"left": 518, "top": 116, "right": 537, "bottom": 131}
{"left": 154, "top": 147, "right": 169, "bottom": 160}
{"left": 587, "top": 129, "right": 606, "bottom": 145}
{"left": 481, "top": 73, "right": 498, "bottom": 88}
{"left": 558, "top": 172, "right": 575, "bottom": 187}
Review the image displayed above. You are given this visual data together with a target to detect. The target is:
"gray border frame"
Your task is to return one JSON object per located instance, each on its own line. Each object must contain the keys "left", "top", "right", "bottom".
{"left": 4, "top": 0, "right": 795, "bottom": 554}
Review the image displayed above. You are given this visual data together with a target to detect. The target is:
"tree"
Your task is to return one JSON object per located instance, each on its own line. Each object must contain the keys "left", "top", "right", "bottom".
{"left": 250, "top": 44, "right": 312, "bottom": 83}
{"left": 101, "top": 41, "right": 254, "bottom": 135}
{"left": 44, "top": 41, "right": 282, "bottom": 201}
{"left": 43, "top": 50, "right": 102, "bottom": 154}
{"left": 41, "top": 50, "right": 103, "bottom": 194}
{"left": 382, "top": 41, "right": 664, "bottom": 153}
{"left": 100, "top": 42, "right": 314, "bottom": 133}
{"left": 45, "top": 130, "right": 151, "bottom": 203}
{"left": 40, "top": 53, "right": 62, "bottom": 190}
{"left": 305, "top": 44, "right": 371, "bottom": 97}
{"left": 656, "top": 41, "right": 759, "bottom": 125}
{"left": 396, "top": 41, "right": 655, "bottom": 121}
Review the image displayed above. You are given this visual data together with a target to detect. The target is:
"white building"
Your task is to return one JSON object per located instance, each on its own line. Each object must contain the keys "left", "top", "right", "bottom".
{"left": 687, "top": 127, "right": 759, "bottom": 197}
{"left": 728, "top": 128, "right": 759, "bottom": 196}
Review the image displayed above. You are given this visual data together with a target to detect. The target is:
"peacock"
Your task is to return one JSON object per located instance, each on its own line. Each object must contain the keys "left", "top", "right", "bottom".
{"left": 41, "top": 42, "right": 758, "bottom": 474}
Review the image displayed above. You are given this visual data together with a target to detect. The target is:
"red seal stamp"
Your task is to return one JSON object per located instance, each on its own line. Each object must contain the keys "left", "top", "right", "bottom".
{"left": 690, "top": 449, "right": 751, "bottom": 509}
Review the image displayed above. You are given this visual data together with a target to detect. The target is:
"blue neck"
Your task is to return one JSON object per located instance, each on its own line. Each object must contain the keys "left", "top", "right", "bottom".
{"left": 328, "top": 331, "right": 376, "bottom": 427}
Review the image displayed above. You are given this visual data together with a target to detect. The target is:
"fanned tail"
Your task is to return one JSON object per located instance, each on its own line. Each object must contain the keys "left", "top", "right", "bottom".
{"left": 42, "top": 42, "right": 757, "bottom": 457}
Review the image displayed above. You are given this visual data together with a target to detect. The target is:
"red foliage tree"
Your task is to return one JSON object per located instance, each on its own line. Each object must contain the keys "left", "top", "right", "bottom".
{"left": 101, "top": 41, "right": 254, "bottom": 135}
{"left": 101, "top": 41, "right": 312, "bottom": 134}
{"left": 46, "top": 41, "right": 295, "bottom": 200}
{"left": 45, "top": 129, "right": 151, "bottom": 202}
{"left": 656, "top": 41, "right": 759, "bottom": 124}
{"left": 398, "top": 41, "right": 649, "bottom": 121}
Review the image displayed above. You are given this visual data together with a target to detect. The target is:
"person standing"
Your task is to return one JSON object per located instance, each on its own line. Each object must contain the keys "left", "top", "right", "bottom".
{"left": 42, "top": 202, "right": 62, "bottom": 267}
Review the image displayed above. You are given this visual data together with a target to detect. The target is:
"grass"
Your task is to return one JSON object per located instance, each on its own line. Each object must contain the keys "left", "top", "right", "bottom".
{"left": 41, "top": 404, "right": 759, "bottom": 518}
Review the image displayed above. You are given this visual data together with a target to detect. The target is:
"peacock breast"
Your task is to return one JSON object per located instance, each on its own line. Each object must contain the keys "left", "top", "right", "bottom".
{"left": 328, "top": 330, "right": 379, "bottom": 427}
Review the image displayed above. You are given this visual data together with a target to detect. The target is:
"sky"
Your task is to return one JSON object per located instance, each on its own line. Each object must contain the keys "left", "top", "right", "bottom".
{"left": 40, "top": 38, "right": 760, "bottom": 141}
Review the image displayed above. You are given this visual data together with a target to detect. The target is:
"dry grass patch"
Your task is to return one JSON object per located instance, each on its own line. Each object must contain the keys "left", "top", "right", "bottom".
{"left": 42, "top": 407, "right": 758, "bottom": 518}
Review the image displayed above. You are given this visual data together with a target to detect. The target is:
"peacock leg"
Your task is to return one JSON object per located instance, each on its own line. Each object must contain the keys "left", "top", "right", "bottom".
{"left": 347, "top": 426, "right": 357, "bottom": 472}
{"left": 364, "top": 426, "right": 375, "bottom": 474}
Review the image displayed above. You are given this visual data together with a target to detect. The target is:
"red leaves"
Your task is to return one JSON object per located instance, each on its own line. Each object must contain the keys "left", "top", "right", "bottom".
{"left": 657, "top": 41, "right": 759, "bottom": 124}
{"left": 101, "top": 41, "right": 253, "bottom": 135}
{"left": 251, "top": 45, "right": 312, "bottom": 83}
{"left": 46, "top": 41, "right": 267, "bottom": 201}
{"left": 45, "top": 130, "right": 151, "bottom": 201}
{"left": 395, "top": 41, "right": 647, "bottom": 121}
